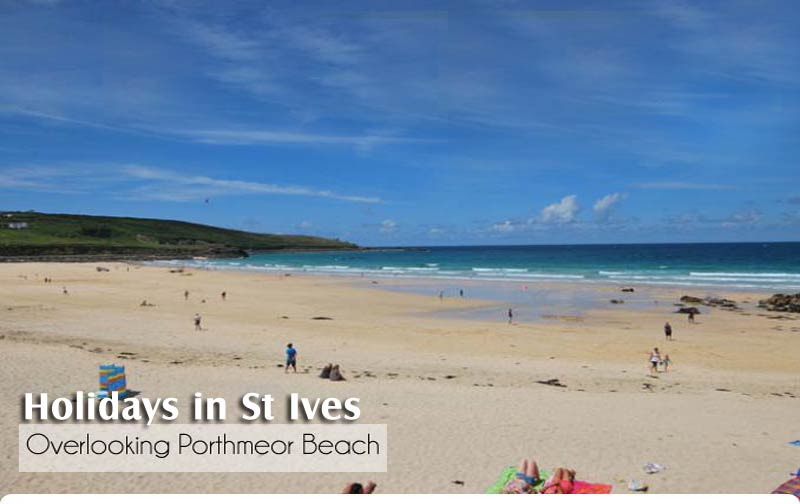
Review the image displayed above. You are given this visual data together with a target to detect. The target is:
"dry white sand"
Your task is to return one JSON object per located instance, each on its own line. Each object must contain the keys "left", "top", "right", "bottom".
{"left": 1, "top": 262, "right": 798, "bottom": 494}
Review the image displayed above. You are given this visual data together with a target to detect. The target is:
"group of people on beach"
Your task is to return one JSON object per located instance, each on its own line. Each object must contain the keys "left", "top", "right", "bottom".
{"left": 345, "top": 458, "right": 579, "bottom": 494}
{"left": 649, "top": 347, "right": 671, "bottom": 374}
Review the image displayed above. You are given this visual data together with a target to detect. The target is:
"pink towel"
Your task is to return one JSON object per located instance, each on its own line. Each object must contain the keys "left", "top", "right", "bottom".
{"left": 573, "top": 480, "right": 613, "bottom": 494}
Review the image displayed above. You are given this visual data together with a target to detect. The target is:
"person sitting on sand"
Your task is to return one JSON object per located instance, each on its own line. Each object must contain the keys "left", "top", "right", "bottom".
{"left": 649, "top": 347, "right": 661, "bottom": 374}
{"left": 194, "top": 313, "right": 202, "bottom": 331}
{"left": 541, "top": 467, "right": 576, "bottom": 494}
{"left": 664, "top": 322, "right": 672, "bottom": 341}
{"left": 329, "top": 364, "right": 345, "bottom": 381}
{"left": 501, "top": 459, "right": 541, "bottom": 494}
{"left": 319, "top": 363, "right": 332, "bottom": 379}
{"left": 342, "top": 481, "right": 376, "bottom": 494}
{"left": 285, "top": 343, "right": 297, "bottom": 373}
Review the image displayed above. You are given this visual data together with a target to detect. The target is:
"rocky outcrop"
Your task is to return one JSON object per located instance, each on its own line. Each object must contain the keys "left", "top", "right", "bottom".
{"left": 758, "top": 293, "right": 800, "bottom": 313}
{"left": 675, "top": 306, "right": 700, "bottom": 315}
{"left": 702, "top": 297, "right": 739, "bottom": 310}
{"left": 679, "top": 295, "right": 738, "bottom": 311}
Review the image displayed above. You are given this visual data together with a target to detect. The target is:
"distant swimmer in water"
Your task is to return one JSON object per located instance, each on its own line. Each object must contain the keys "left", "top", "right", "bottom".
{"left": 664, "top": 322, "right": 673, "bottom": 341}
{"left": 508, "top": 308, "right": 513, "bottom": 324}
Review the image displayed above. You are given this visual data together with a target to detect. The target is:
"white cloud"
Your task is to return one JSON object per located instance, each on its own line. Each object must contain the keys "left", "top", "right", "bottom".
{"left": 297, "top": 220, "right": 313, "bottom": 229}
{"left": 123, "top": 165, "right": 381, "bottom": 203}
{"left": 0, "top": 164, "right": 381, "bottom": 204}
{"left": 593, "top": 192, "right": 626, "bottom": 217}
{"left": 721, "top": 210, "right": 761, "bottom": 227}
{"left": 539, "top": 195, "right": 579, "bottom": 224}
{"left": 490, "top": 220, "right": 515, "bottom": 233}
{"left": 178, "top": 129, "right": 420, "bottom": 149}
{"left": 379, "top": 219, "right": 397, "bottom": 233}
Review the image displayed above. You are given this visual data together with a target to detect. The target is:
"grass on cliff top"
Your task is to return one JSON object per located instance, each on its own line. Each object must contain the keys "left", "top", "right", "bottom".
{"left": 0, "top": 211, "right": 357, "bottom": 252}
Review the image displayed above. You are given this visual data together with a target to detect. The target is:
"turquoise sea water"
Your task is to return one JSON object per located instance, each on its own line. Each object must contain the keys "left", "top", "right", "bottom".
{"left": 170, "top": 242, "right": 800, "bottom": 291}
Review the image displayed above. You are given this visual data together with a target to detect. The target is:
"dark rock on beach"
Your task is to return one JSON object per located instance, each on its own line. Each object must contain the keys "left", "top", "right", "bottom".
{"left": 679, "top": 295, "right": 738, "bottom": 311}
{"left": 536, "top": 378, "right": 566, "bottom": 388}
{"left": 676, "top": 306, "right": 701, "bottom": 315}
{"left": 758, "top": 293, "right": 800, "bottom": 313}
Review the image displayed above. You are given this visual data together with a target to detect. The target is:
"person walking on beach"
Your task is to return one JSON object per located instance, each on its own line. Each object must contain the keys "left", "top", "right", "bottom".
{"left": 649, "top": 347, "right": 661, "bottom": 374}
{"left": 184, "top": 290, "right": 189, "bottom": 301}
{"left": 459, "top": 289, "right": 464, "bottom": 298}
{"left": 664, "top": 322, "right": 673, "bottom": 341}
{"left": 438, "top": 290, "right": 444, "bottom": 301}
{"left": 688, "top": 311, "right": 695, "bottom": 324}
{"left": 221, "top": 291, "right": 227, "bottom": 301}
{"left": 508, "top": 308, "right": 514, "bottom": 324}
{"left": 193, "top": 313, "right": 202, "bottom": 331}
{"left": 285, "top": 343, "right": 297, "bottom": 373}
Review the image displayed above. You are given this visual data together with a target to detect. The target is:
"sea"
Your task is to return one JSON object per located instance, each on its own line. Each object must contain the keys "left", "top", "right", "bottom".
{"left": 173, "top": 242, "right": 800, "bottom": 292}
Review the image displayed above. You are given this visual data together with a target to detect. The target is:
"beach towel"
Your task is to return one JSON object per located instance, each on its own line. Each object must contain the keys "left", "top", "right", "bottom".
{"left": 573, "top": 481, "right": 613, "bottom": 494}
{"left": 788, "top": 440, "right": 800, "bottom": 447}
{"left": 486, "top": 466, "right": 549, "bottom": 494}
{"left": 486, "top": 466, "right": 611, "bottom": 494}
{"left": 772, "top": 477, "right": 800, "bottom": 499}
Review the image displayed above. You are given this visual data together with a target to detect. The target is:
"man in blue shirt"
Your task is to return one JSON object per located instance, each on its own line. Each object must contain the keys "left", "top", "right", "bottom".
{"left": 285, "top": 343, "right": 297, "bottom": 373}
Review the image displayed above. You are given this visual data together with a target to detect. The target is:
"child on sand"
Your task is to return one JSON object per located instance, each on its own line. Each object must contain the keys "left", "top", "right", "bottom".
{"left": 662, "top": 354, "right": 671, "bottom": 372}
{"left": 285, "top": 343, "right": 297, "bottom": 373}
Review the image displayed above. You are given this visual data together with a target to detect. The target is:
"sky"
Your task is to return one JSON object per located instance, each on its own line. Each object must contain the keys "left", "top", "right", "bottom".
{"left": 1, "top": 0, "right": 799, "bottom": 246}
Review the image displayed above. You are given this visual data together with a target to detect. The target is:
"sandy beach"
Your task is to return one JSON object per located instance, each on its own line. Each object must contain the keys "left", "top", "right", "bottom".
{"left": 1, "top": 262, "right": 798, "bottom": 494}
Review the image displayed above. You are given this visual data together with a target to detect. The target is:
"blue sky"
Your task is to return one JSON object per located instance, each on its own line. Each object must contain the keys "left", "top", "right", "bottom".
{"left": 1, "top": 0, "right": 799, "bottom": 246}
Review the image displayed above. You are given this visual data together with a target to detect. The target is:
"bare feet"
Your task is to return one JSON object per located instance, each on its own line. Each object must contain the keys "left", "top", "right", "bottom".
{"left": 342, "top": 481, "right": 377, "bottom": 494}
